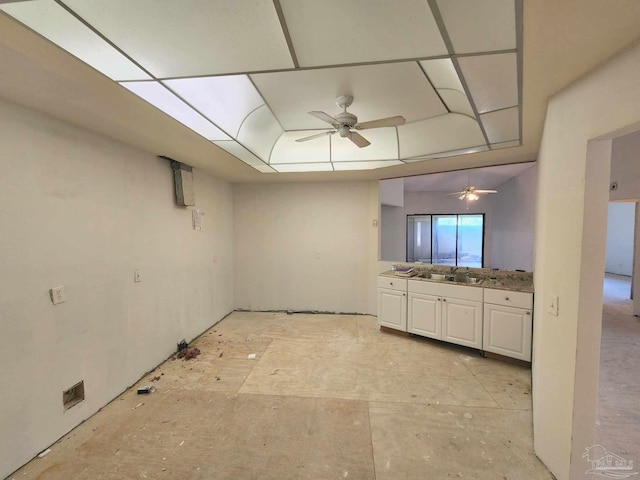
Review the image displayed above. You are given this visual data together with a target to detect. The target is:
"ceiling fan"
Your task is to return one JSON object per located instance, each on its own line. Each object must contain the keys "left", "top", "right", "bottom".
{"left": 295, "top": 95, "right": 405, "bottom": 148}
{"left": 447, "top": 185, "right": 498, "bottom": 201}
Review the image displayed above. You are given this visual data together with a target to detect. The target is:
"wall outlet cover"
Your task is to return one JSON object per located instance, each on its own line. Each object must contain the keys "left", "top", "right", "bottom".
{"left": 50, "top": 286, "right": 65, "bottom": 305}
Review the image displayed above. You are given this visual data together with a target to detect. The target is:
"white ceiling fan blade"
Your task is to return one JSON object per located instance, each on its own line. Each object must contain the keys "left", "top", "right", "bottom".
{"left": 308, "top": 111, "right": 341, "bottom": 129}
{"left": 295, "top": 131, "right": 335, "bottom": 143}
{"left": 458, "top": 194, "right": 466, "bottom": 200}
{"left": 474, "top": 189, "right": 498, "bottom": 194}
{"left": 348, "top": 131, "right": 371, "bottom": 148}
{"left": 355, "top": 116, "right": 406, "bottom": 130}
{"left": 446, "top": 191, "right": 465, "bottom": 196}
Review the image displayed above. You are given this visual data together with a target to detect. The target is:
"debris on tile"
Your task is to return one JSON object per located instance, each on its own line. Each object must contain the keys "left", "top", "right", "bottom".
{"left": 463, "top": 413, "right": 473, "bottom": 419}
{"left": 176, "top": 347, "right": 201, "bottom": 360}
{"left": 215, "top": 376, "right": 221, "bottom": 381}
{"left": 37, "top": 448, "right": 51, "bottom": 458}
{"left": 132, "top": 402, "right": 144, "bottom": 410}
{"left": 137, "top": 386, "right": 156, "bottom": 395}
{"left": 177, "top": 340, "right": 188, "bottom": 352}
{"left": 247, "top": 353, "right": 256, "bottom": 360}
{"left": 149, "top": 375, "right": 161, "bottom": 382}
{"left": 269, "top": 369, "right": 279, "bottom": 375}
{"left": 219, "top": 352, "right": 223, "bottom": 358}
{"left": 179, "top": 441, "right": 185, "bottom": 447}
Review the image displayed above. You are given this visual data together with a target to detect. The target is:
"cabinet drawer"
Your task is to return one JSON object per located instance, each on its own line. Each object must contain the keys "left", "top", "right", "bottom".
{"left": 483, "top": 288, "right": 533, "bottom": 309}
{"left": 378, "top": 276, "right": 407, "bottom": 291}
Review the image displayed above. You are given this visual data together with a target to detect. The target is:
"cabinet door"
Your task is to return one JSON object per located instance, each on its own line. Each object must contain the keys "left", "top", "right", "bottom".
{"left": 377, "top": 288, "right": 407, "bottom": 331}
{"left": 408, "top": 292, "right": 441, "bottom": 339}
{"left": 483, "top": 304, "right": 532, "bottom": 361}
{"left": 442, "top": 297, "right": 483, "bottom": 349}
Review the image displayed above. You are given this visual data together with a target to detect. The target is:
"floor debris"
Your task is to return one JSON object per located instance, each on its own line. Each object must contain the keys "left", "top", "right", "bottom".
{"left": 37, "top": 449, "right": 51, "bottom": 459}
{"left": 247, "top": 353, "right": 256, "bottom": 360}
{"left": 176, "top": 347, "right": 201, "bottom": 360}
{"left": 137, "top": 386, "right": 156, "bottom": 395}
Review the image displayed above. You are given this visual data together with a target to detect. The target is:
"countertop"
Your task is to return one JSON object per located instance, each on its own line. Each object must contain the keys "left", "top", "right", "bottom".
{"left": 379, "top": 270, "right": 534, "bottom": 294}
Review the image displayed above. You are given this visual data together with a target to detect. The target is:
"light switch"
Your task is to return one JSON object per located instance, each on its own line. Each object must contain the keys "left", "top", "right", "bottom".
{"left": 134, "top": 270, "right": 142, "bottom": 283}
{"left": 547, "top": 295, "right": 559, "bottom": 316}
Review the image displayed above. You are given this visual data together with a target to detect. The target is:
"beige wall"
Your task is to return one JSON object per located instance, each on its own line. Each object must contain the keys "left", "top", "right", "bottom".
{"left": 533, "top": 40, "right": 640, "bottom": 480}
{"left": 0, "top": 100, "right": 234, "bottom": 479}
{"left": 233, "top": 181, "right": 380, "bottom": 315}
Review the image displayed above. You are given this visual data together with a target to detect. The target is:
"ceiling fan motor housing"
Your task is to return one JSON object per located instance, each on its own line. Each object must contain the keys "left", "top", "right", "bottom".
{"left": 335, "top": 111, "right": 357, "bottom": 128}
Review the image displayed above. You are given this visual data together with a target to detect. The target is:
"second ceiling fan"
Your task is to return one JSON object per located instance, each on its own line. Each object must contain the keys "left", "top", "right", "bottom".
{"left": 296, "top": 95, "right": 406, "bottom": 148}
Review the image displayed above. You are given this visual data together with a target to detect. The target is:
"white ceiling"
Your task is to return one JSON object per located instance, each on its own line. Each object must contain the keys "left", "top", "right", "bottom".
{"left": 403, "top": 162, "right": 535, "bottom": 192}
{"left": 0, "top": 1, "right": 639, "bottom": 182}
{"left": 0, "top": 0, "right": 522, "bottom": 173}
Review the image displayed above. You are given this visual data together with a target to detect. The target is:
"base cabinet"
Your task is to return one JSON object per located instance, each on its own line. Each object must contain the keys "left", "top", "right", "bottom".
{"left": 407, "top": 280, "right": 483, "bottom": 348}
{"left": 442, "top": 297, "right": 483, "bottom": 349}
{"left": 483, "top": 288, "right": 533, "bottom": 361}
{"left": 407, "top": 292, "right": 441, "bottom": 338}
{"left": 483, "top": 304, "right": 532, "bottom": 361}
{"left": 377, "top": 276, "right": 407, "bottom": 331}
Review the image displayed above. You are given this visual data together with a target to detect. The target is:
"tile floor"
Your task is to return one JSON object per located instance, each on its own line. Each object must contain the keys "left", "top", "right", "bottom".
{"left": 596, "top": 274, "right": 640, "bottom": 463}
{"left": 9, "top": 312, "right": 553, "bottom": 480}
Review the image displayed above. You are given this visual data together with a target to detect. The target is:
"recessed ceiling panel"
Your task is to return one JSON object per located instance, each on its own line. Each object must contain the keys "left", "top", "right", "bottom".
{"left": 213, "top": 140, "right": 265, "bottom": 166}
{"left": 491, "top": 139, "right": 521, "bottom": 150}
{"left": 437, "top": 89, "right": 474, "bottom": 117}
{"left": 333, "top": 160, "right": 404, "bottom": 171}
{"left": 163, "top": 75, "right": 264, "bottom": 138}
{"left": 403, "top": 145, "right": 489, "bottom": 162}
{"left": 272, "top": 163, "right": 333, "bottom": 173}
{"left": 480, "top": 107, "right": 519, "bottom": 143}
{"left": 270, "top": 131, "right": 331, "bottom": 164}
{"left": 279, "top": 0, "right": 447, "bottom": 66}
{"left": 420, "top": 59, "right": 464, "bottom": 92}
{"left": 398, "top": 114, "right": 485, "bottom": 158}
{"left": 236, "top": 105, "right": 283, "bottom": 161}
{"left": 251, "top": 62, "right": 447, "bottom": 130}
{"left": 458, "top": 53, "right": 518, "bottom": 113}
{"left": 121, "top": 81, "right": 229, "bottom": 140}
{"left": 0, "top": 0, "right": 150, "bottom": 81}
{"left": 331, "top": 128, "right": 398, "bottom": 162}
{"left": 252, "top": 163, "right": 277, "bottom": 173}
{"left": 436, "top": 0, "right": 516, "bottom": 54}
{"left": 63, "top": 0, "right": 294, "bottom": 77}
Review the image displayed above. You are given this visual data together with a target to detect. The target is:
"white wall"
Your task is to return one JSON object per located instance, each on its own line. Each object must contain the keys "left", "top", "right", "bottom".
{"left": 233, "top": 181, "right": 379, "bottom": 315}
{"left": 605, "top": 202, "right": 635, "bottom": 275}
{"left": 533, "top": 40, "right": 640, "bottom": 480}
{"left": 491, "top": 164, "right": 537, "bottom": 271}
{"left": 0, "top": 99, "right": 234, "bottom": 479}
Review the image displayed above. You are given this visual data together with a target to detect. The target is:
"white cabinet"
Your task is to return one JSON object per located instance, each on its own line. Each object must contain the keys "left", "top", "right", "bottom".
{"left": 377, "top": 276, "right": 407, "bottom": 331}
{"left": 408, "top": 280, "right": 483, "bottom": 348}
{"left": 483, "top": 289, "right": 533, "bottom": 361}
{"left": 442, "top": 297, "right": 483, "bottom": 349}
{"left": 408, "top": 292, "right": 441, "bottom": 338}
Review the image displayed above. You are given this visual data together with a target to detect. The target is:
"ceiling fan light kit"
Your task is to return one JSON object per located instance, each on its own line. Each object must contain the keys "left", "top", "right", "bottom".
{"left": 296, "top": 95, "right": 405, "bottom": 148}
{"left": 448, "top": 186, "right": 498, "bottom": 201}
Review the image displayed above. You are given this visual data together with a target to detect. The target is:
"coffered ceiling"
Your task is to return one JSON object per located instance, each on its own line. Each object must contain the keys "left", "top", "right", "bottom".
{"left": 0, "top": 1, "right": 639, "bottom": 182}
{"left": 0, "top": 0, "right": 521, "bottom": 173}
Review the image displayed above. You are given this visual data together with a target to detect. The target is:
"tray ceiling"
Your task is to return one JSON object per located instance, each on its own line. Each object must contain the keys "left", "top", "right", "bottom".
{"left": 0, "top": 0, "right": 522, "bottom": 174}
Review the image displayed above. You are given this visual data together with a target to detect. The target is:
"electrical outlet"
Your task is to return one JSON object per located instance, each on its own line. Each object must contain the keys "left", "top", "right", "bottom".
{"left": 134, "top": 270, "right": 142, "bottom": 283}
{"left": 50, "top": 286, "right": 65, "bottom": 305}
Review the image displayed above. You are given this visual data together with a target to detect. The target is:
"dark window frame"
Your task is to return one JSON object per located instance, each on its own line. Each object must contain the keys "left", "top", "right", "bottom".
{"left": 406, "top": 213, "right": 485, "bottom": 267}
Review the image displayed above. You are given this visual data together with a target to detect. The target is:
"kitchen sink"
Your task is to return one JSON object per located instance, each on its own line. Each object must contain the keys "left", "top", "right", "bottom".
{"left": 423, "top": 273, "right": 483, "bottom": 284}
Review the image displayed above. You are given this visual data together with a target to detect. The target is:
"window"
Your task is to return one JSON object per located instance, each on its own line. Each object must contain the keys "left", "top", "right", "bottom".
{"left": 407, "top": 214, "right": 484, "bottom": 267}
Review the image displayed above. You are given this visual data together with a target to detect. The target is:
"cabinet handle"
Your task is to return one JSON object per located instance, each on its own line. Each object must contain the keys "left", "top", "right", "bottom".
{"left": 437, "top": 298, "right": 441, "bottom": 301}
{"left": 443, "top": 298, "right": 447, "bottom": 302}
{"left": 526, "top": 311, "right": 531, "bottom": 315}
{"left": 505, "top": 297, "right": 510, "bottom": 301}
{"left": 390, "top": 282, "right": 393, "bottom": 286}
{"left": 402, "top": 293, "right": 405, "bottom": 296}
